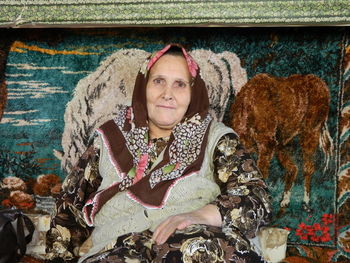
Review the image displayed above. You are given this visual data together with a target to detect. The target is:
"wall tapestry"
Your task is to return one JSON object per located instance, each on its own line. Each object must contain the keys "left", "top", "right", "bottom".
{"left": 0, "top": 27, "right": 349, "bottom": 262}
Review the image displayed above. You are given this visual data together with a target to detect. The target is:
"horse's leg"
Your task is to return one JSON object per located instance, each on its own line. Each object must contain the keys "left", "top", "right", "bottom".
{"left": 276, "top": 145, "right": 298, "bottom": 209}
{"left": 300, "top": 129, "right": 320, "bottom": 212}
{"left": 256, "top": 137, "right": 277, "bottom": 179}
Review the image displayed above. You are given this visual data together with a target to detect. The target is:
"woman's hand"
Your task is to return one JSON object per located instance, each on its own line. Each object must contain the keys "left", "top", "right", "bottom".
{"left": 152, "top": 204, "right": 222, "bottom": 245}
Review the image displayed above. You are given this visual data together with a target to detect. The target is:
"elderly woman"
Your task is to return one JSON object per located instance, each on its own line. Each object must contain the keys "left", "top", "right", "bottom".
{"left": 46, "top": 44, "right": 271, "bottom": 263}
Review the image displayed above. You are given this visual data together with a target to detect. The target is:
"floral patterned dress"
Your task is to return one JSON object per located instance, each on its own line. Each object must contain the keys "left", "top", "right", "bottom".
{"left": 46, "top": 133, "right": 271, "bottom": 263}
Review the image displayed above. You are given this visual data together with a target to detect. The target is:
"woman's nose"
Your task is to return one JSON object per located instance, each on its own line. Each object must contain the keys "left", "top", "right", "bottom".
{"left": 162, "top": 84, "right": 173, "bottom": 101}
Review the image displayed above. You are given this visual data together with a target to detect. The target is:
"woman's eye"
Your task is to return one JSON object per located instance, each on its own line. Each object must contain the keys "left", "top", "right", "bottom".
{"left": 153, "top": 78, "right": 164, "bottom": 85}
{"left": 175, "top": 81, "right": 187, "bottom": 88}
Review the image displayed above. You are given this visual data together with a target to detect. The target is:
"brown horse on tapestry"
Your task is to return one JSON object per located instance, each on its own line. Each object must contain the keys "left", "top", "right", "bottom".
{"left": 231, "top": 73, "right": 333, "bottom": 213}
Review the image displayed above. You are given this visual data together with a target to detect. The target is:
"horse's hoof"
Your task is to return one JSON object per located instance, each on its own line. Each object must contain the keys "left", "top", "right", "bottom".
{"left": 276, "top": 207, "right": 287, "bottom": 218}
{"left": 302, "top": 202, "right": 312, "bottom": 213}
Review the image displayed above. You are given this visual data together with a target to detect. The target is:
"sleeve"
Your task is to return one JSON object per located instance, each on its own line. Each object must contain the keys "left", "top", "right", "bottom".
{"left": 211, "top": 133, "right": 272, "bottom": 239}
{"left": 46, "top": 137, "right": 102, "bottom": 262}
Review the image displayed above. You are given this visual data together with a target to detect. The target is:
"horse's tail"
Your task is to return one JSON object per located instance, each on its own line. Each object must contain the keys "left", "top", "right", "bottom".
{"left": 319, "top": 120, "right": 334, "bottom": 172}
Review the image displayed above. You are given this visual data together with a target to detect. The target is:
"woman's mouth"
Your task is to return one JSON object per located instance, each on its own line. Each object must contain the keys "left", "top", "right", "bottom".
{"left": 157, "top": 105, "right": 176, "bottom": 109}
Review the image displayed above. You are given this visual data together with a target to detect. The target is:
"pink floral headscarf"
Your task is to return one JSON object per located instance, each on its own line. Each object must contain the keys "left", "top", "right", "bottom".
{"left": 146, "top": 44, "right": 199, "bottom": 78}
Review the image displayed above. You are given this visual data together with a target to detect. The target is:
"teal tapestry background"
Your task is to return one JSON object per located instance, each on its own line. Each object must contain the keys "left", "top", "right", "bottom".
{"left": 0, "top": 27, "right": 349, "bottom": 262}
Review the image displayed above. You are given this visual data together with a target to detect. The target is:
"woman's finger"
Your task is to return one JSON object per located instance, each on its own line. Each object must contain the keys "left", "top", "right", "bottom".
{"left": 153, "top": 217, "right": 178, "bottom": 244}
{"left": 152, "top": 214, "right": 193, "bottom": 244}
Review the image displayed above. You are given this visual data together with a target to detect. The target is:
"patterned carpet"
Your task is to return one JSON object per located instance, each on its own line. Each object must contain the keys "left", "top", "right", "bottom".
{"left": 0, "top": 27, "right": 349, "bottom": 262}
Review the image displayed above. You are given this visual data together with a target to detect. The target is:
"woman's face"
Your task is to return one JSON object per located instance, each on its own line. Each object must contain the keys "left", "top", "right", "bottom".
{"left": 146, "top": 54, "right": 191, "bottom": 135}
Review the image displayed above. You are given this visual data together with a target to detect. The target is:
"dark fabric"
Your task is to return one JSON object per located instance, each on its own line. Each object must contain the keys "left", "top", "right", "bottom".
{"left": 98, "top": 119, "right": 131, "bottom": 173}
{"left": 82, "top": 226, "right": 265, "bottom": 263}
{"left": 127, "top": 120, "right": 212, "bottom": 207}
{"left": 0, "top": 209, "right": 34, "bottom": 263}
{"left": 47, "top": 145, "right": 101, "bottom": 261}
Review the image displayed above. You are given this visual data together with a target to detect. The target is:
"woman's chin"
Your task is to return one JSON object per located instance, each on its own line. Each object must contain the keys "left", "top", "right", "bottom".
{"left": 157, "top": 122, "right": 177, "bottom": 130}
{"left": 152, "top": 119, "right": 178, "bottom": 130}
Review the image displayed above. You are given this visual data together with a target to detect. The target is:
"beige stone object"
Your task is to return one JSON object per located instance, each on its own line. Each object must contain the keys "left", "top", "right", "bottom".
{"left": 258, "top": 227, "right": 290, "bottom": 263}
